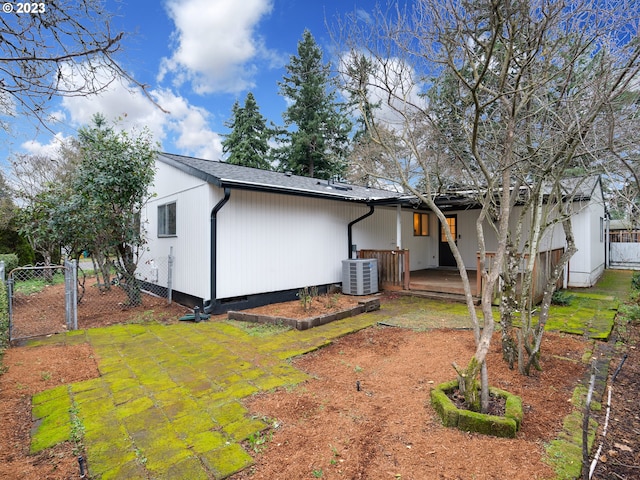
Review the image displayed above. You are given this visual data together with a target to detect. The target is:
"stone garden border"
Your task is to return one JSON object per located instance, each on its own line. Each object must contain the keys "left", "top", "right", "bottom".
{"left": 228, "top": 298, "right": 380, "bottom": 330}
{"left": 430, "top": 380, "right": 524, "bottom": 438}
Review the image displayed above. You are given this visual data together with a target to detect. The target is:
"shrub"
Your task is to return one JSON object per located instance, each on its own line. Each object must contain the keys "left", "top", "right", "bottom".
{"left": 631, "top": 271, "right": 640, "bottom": 291}
{"left": 0, "top": 253, "right": 19, "bottom": 274}
{"left": 551, "top": 289, "right": 574, "bottom": 306}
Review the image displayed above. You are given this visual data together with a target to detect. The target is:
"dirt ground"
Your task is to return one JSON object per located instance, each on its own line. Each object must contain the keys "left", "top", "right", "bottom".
{"left": 0, "top": 287, "right": 638, "bottom": 479}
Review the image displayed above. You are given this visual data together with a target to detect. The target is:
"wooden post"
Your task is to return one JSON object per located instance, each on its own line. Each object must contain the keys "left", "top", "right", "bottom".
{"left": 403, "top": 249, "right": 410, "bottom": 290}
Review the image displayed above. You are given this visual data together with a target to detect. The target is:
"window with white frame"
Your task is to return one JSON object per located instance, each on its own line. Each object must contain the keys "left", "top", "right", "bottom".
{"left": 158, "top": 202, "right": 176, "bottom": 237}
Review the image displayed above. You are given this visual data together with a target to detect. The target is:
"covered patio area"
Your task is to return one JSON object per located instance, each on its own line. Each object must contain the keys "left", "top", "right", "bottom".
{"left": 409, "top": 268, "right": 479, "bottom": 298}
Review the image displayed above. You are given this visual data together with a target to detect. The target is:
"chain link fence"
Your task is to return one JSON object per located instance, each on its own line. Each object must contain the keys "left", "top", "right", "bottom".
{"left": 7, "top": 263, "right": 72, "bottom": 342}
{"left": 6, "top": 252, "right": 175, "bottom": 343}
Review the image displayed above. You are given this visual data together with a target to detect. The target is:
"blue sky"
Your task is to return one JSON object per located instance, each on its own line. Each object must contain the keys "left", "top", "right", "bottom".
{"left": 1, "top": 0, "right": 366, "bottom": 166}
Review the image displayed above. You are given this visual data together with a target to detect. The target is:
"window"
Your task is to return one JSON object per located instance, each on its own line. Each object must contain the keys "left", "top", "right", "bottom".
{"left": 158, "top": 202, "right": 176, "bottom": 237}
{"left": 413, "top": 212, "right": 429, "bottom": 236}
{"left": 441, "top": 216, "right": 456, "bottom": 242}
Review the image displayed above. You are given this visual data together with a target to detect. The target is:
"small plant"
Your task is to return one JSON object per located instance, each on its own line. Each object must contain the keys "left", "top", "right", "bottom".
{"left": 135, "top": 447, "right": 148, "bottom": 465}
{"left": 354, "top": 365, "right": 363, "bottom": 373}
{"left": 551, "top": 289, "right": 574, "bottom": 306}
{"left": 619, "top": 303, "right": 640, "bottom": 324}
{"left": 329, "top": 444, "right": 340, "bottom": 465}
{"left": 631, "top": 271, "right": 640, "bottom": 291}
{"left": 325, "top": 293, "right": 340, "bottom": 309}
{"left": 69, "top": 402, "right": 86, "bottom": 455}
{"left": 312, "top": 468, "right": 324, "bottom": 478}
{"left": 40, "top": 371, "right": 52, "bottom": 381}
{"left": 128, "top": 310, "right": 155, "bottom": 324}
{"left": 298, "top": 287, "right": 313, "bottom": 311}
{"left": 247, "top": 430, "right": 272, "bottom": 453}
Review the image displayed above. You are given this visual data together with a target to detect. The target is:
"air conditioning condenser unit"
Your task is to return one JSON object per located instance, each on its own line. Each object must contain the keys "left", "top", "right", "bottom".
{"left": 342, "top": 259, "right": 378, "bottom": 295}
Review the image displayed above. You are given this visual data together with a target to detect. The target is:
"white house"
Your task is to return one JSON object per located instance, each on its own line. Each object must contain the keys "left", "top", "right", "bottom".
{"left": 140, "top": 153, "right": 607, "bottom": 313}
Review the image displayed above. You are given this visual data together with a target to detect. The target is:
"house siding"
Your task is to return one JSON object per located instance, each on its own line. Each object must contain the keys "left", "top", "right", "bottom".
{"left": 142, "top": 161, "right": 213, "bottom": 301}
{"left": 352, "top": 206, "right": 435, "bottom": 270}
{"left": 569, "top": 189, "right": 606, "bottom": 287}
{"left": 215, "top": 189, "right": 396, "bottom": 299}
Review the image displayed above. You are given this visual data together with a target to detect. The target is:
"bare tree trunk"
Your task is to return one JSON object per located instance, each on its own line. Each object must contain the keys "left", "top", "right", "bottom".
{"left": 523, "top": 215, "right": 577, "bottom": 375}
{"left": 500, "top": 241, "right": 519, "bottom": 369}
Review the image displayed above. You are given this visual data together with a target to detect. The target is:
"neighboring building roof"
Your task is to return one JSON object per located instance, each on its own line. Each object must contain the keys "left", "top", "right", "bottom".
{"left": 610, "top": 219, "right": 639, "bottom": 231}
{"left": 157, "top": 152, "right": 403, "bottom": 203}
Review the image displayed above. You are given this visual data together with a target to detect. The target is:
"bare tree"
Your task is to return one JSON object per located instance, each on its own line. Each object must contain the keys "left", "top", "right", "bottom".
{"left": 0, "top": 0, "right": 159, "bottom": 131}
{"left": 337, "top": 0, "right": 640, "bottom": 410}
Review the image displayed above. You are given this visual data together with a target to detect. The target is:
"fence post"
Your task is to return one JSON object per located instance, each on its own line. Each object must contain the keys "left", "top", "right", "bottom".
{"left": 64, "top": 259, "right": 79, "bottom": 331}
{"left": 7, "top": 275, "right": 13, "bottom": 343}
{"left": 71, "top": 259, "right": 78, "bottom": 330}
{"left": 167, "top": 247, "right": 174, "bottom": 304}
{"left": 65, "top": 261, "right": 71, "bottom": 331}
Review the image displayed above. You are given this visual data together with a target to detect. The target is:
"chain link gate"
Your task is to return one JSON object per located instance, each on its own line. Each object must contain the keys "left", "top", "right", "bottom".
{"left": 7, "top": 260, "right": 78, "bottom": 343}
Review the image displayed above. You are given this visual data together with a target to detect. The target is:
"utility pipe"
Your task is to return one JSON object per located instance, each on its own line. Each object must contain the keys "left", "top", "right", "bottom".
{"left": 348, "top": 205, "right": 375, "bottom": 259}
{"left": 205, "top": 187, "right": 231, "bottom": 314}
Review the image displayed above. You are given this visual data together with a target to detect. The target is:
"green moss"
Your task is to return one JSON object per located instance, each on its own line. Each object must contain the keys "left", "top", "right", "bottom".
{"left": 430, "top": 388, "right": 459, "bottom": 427}
{"left": 30, "top": 386, "right": 73, "bottom": 453}
{"left": 252, "top": 374, "right": 289, "bottom": 391}
{"left": 212, "top": 401, "right": 247, "bottom": 426}
{"left": 430, "top": 381, "right": 522, "bottom": 438}
{"left": 165, "top": 456, "right": 210, "bottom": 480}
{"left": 32, "top": 384, "right": 68, "bottom": 405}
{"left": 97, "top": 459, "right": 148, "bottom": 480}
{"left": 223, "top": 417, "right": 269, "bottom": 442}
{"left": 187, "top": 430, "right": 228, "bottom": 453}
{"left": 201, "top": 443, "right": 253, "bottom": 478}
{"left": 30, "top": 423, "right": 70, "bottom": 453}
{"left": 457, "top": 409, "right": 517, "bottom": 438}
{"left": 545, "top": 439, "right": 583, "bottom": 480}
{"left": 544, "top": 384, "right": 600, "bottom": 480}
{"left": 114, "top": 396, "right": 155, "bottom": 420}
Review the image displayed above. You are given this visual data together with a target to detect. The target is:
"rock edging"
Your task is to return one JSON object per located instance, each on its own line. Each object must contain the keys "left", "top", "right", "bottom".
{"left": 430, "top": 380, "right": 523, "bottom": 438}
{"left": 228, "top": 298, "right": 380, "bottom": 330}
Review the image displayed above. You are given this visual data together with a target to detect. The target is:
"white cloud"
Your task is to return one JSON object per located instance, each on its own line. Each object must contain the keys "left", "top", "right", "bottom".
{"left": 159, "top": 0, "right": 274, "bottom": 94}
{"left": 153, "top": 88, "right": 222, "bottom": 159}
{"left": 20, "top": 132, "right": 71, "bottom": 158}
{"left": 47, "top": 64, "right": 224, "bottom": 161}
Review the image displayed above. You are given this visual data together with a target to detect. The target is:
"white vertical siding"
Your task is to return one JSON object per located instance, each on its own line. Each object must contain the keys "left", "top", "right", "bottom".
{"left": 568, "top": 191, "right": 606, "bottom": 287}
{"left": 352, "top": 207, "right": 435, "bottom": 270}
{"left": 216, "top": 190, "right": 368, "bottom": 298}
{"left": 143, "top": 161, "right": 213, "bottom": 300}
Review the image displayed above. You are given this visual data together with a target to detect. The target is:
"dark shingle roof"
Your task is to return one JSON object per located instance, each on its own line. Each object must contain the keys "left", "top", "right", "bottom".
{"left": 157, "top": 152, "right": 402, "bottom": 203}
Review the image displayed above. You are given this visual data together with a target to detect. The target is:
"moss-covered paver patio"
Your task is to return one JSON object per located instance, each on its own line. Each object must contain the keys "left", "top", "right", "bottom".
{"left": 26, "top": 269, "right": 631, "bottom": 479}
{"left": 28, "top": 312, "right": 383, "bottom": 479}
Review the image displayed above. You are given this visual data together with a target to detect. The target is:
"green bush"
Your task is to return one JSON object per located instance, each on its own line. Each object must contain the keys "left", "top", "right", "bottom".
{"left": 0, "top": 253, "right": 19, "bottom": 274}
{"left": 632, "top": 271, "right": 640, "bottom": 291}
{"left": 551, "top": 289, "right": 574, "bottom": 306}
{"left": 619, "top": 303, "right": 640, "bottom": 324}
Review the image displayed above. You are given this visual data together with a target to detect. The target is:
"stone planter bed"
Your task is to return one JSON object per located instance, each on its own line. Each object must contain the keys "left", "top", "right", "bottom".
{"left": 228, "top": 297, "right": 380, "bottom": 330}
{"left": 430, "top": 380, "right": 524, "bottom": 438}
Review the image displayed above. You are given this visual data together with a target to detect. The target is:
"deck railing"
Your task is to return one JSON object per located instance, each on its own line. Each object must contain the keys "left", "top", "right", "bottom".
{"left": 358, "top": 249, "right": 410, "bottom": 290}
{"left": 477, "top": 248, "right": 565, "bottom": 302}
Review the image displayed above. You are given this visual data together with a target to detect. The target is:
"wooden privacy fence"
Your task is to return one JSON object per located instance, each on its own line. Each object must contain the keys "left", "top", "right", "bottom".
{"left": 358, "top": 249, "right": 410, "bottom": 290}
{"left": 478, "top": 248, "right": 564, "bottom": 303}
{"left": 610, "top": 230, "right": 640, "bottom": 243}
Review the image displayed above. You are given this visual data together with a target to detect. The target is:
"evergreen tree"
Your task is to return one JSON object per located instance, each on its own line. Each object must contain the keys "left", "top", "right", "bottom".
{"left": 277, "top": 30, "right": 352, "bottom": 179}
{"left": 222, "top": 92, "right": 272, "bottom": 170}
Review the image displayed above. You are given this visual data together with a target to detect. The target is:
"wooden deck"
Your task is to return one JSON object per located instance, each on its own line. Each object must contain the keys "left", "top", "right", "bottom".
{"left": 406, "top": 268, "right": 479, "bottom": 300}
